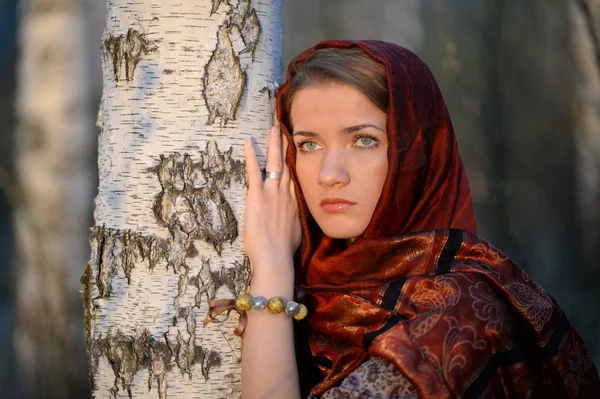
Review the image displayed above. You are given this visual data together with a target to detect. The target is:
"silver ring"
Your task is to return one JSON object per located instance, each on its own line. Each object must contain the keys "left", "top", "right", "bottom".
{"left": 266, "top": 170, "right": 281, "bottom": 180}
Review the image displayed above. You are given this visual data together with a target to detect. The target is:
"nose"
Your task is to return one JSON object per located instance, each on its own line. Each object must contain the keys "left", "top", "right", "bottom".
{"left": 317, "top": 149, "right": 350, "bottom": 187}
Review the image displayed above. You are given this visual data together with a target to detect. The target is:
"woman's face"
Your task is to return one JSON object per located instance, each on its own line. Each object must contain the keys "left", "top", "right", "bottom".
{"left": 290, "top": 83, "right": 388, "bottom": 241}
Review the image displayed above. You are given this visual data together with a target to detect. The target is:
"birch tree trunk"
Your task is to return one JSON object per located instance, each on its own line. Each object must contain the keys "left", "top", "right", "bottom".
{"left": 82, "top": 1, "right": 282, "bottom": 397}
{"left": 14, "top": 0, "right": 94, "bottom": 397}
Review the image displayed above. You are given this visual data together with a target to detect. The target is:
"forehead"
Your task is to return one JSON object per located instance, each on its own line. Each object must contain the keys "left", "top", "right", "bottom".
{"left": 290, "top": 83, "right": 386, "bottom": 130}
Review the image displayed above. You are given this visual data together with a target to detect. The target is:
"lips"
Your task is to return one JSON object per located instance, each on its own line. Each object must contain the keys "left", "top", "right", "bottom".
{"left": 320, "top": 197, "right": 356, "bottom": 213}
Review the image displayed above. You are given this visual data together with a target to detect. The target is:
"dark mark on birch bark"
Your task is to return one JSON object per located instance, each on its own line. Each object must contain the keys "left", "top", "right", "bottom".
{"left": 174, "top": 273, "right": 189, "bottom": 310}
{"left": 237, "top": 5, "right": 261, "bottom": 59}
{"left": 230, "top": 0, "right": 261, "bottom": 59}
{"left": 122, "top": 230, "right": 135, "bottom": 284}
{"left": 102, "top": 28, "right": 158, "bottom": 83}
{"left": 86, "top": 226, "right": 170, "bottom": 299}
{"left": 204, "top": 0, "right": 262, "bottom": 125}
{"left": 92, "top": 330, "right": 174, "bottom": 399}
{"left": 191, "top": 255, "right": 249, "bottom": 307}
{"left": 174, "top": 307, "right": 197, "bottom": 377}
{"left": 103, "top": 35, "right": 123, "bottom": 82}
{"left": 95, "top": 226, "right": 113, "bottom": 298}
{"left": 195, "top": 256, "right": 219, "bottom": 305}
{"left": 201, "top": 140, "right": 247, "bottom": 188}
{"left": 166, "top": 226, "right": 190, "bottom": 274}
{"left": 80, "top": 263, "right": 93, "bottom": 385}
{"left": 223, "top": 256, "right": 251, "bottom": 296}
{"left": 92, "top": 328, "right": 223, "bottom": 397}
{"left": 259, "top": 86, "right": 277, "bottom": 99}
{"left": 144, "top": 235, "right": 171, "bottom": 271}
{"left": 211, "top": 0, "right": 227, "bottom": 15}
{"left": 196, "top": 345, "right": 222, "bottom": 381}
{"left": 186, "top": 242, "right": 199, "bottom": 258}
{"left": 204, "top": 25, "right": 246, "bottom": 125}
{"left": 152, "top": 141, "right": 244, "bottom": 254}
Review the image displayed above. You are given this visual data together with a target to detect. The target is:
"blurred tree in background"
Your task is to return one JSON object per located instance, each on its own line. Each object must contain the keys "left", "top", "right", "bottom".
{"left": 0, "top": 0, "right": 598, "bottom": 397}
{"left": 0, "top": 0, "right": 18, "bottom": 396}
{"left": 12, "top": 0, "right": 99, "bottom": 396}
{"left": 419, "top": 0, "right": 600, "bottom": 360}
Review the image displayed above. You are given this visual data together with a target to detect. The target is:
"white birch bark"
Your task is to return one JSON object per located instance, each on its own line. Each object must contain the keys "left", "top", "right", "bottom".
{"left": 14, "top": 0, "right": 94, "bottom": 397}
{"left": 83, "top": 0, "right": 282, "bottom": 397}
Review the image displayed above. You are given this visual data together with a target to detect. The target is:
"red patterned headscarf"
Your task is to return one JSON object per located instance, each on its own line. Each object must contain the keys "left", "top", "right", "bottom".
{"left": 277, "top": 40, "right": 599, "bottom": 398}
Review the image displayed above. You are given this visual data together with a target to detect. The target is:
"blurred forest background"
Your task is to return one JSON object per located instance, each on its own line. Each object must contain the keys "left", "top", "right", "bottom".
{"left": 0, "top": 0, "right": 599, "bottom": 397}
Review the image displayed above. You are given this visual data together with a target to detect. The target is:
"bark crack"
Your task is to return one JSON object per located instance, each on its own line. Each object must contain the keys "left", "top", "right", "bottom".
{"left": 86, "top": 226, "right": 171, "bottom": 299}
{"left": 103, "top": 28, "right": 158, "bottom": 83}
{"left": 91, "top": 328, "right": 225, "bottom": 397}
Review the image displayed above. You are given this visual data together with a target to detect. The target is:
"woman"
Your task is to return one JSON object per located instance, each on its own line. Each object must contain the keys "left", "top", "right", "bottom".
{"left": 207, "top": 40, "right": 600, "bottom": 398}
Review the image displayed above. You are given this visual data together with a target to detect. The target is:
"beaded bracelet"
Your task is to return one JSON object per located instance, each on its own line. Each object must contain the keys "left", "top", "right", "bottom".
{"left": 234, "top": 293, "right": 308, "bottom": 320}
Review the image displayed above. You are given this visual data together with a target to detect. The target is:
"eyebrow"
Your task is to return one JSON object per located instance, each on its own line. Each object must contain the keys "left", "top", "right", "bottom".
{"left": 292, "top": 123, "right": 385, "bottom": 137}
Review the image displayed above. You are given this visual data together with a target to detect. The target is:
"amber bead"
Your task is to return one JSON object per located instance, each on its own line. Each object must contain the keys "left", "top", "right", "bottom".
{"left": 293, "top": 303, "right": 308, "bottom": 321}
{"left": 267, "top": 297, "right": 285, "bottom": 314}
{"left": 235, "top": 293, "right": 252, "bottom": 311}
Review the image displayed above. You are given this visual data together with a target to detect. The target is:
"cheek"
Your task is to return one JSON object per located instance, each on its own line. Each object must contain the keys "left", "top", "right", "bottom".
{"left": 295, "top": 158, "right": 318, "bottom": 197}
{"left": 358, "top": 151, "right": 387, "bottom": 179}
{"left": 356, "top": 154, "right": 388, "bottom": 203}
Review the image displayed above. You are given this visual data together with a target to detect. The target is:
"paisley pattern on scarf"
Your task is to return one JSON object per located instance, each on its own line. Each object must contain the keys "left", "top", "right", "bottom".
{"left": 409, "top": 275, "right": 461, "bottom": 338}
{"left": 565, "top": 330, "right": 597, "bottom": 396}
{"left": 469, "top": 281, "right": 509, "bottom": 334}
{"left": 504, "top": 270, "right": 554, "bottom": 332}
{"left": 419, "top": 316, "right": 488, "bottom": 383}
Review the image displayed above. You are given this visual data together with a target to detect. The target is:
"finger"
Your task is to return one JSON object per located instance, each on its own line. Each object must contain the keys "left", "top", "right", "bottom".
{"left": 244, "top": 137, "right": 262, "bottom": 192}
{"left": 280, "top": 134, "right": 291, "bottom": 189}
{"left": 281, "top": 127, "right": 290, "bottom": 160}
{"left": 280, "top": 163, "right": 291, "bottom": 190}
{"left": 289, "top": 178, "right": 297, "bottom": 199}
{"left": 264, "top": 126, "right": 282, "bottom": 186}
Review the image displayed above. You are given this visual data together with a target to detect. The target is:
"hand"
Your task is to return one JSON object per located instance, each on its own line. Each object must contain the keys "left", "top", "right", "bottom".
{"left": 243, "top": 126, "right": 301, "bottom": 278}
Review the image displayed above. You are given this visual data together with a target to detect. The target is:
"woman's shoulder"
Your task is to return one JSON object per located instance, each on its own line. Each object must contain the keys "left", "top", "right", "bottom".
{"left": 311, "top": 357, "right": 417, "bottom": 399}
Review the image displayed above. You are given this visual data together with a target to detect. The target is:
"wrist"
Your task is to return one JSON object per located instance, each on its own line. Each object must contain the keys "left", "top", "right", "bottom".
{"left": 249, "top": 250, "right": 294, "bottom": 269}
{"left": 249, "top": 275, "right": 294, "bottom": 299}
{"left": 249, "top": 263, "right": 294, "bottom": 299}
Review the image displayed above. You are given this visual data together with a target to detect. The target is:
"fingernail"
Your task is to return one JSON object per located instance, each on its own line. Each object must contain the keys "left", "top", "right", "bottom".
{"left": 274, "top": 126, "right": 281, "bottom": 135}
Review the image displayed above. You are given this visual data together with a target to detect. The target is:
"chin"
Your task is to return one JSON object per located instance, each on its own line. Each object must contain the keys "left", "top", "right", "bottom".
{"left": 317, "top": 221, "right": 366, "bottom": 240}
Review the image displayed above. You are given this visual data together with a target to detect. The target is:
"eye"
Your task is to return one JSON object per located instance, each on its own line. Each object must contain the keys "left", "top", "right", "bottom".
{"left": 296, "top": 140, "right": 321, "bottom": 152}
{"left": 304, "top": 142, "right": 317, "bottom": 151}
{"left": 355, "top": 135, "right": 378, "bottom": 148}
